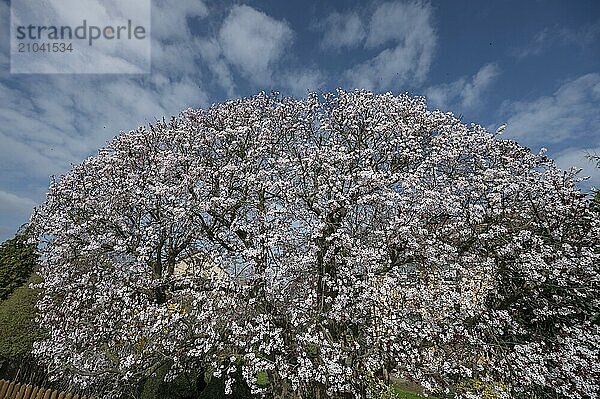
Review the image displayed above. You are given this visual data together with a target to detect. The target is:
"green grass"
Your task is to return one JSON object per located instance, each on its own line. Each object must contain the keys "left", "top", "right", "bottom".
{"left": 393, "top": 387, "right": 432, "bottom": 399}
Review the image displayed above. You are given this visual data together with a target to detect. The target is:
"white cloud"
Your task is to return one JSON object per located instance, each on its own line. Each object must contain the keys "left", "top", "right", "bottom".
{"left": 281, "top": 68, "right": 325, "bottom": 98}
{"left": 0, "top": 2, "right": 7, "bottom": 68}
{"left": 425, "top": 63, "right": 500, "bottom": 110}
{"left": 0, "top": 75, "right": 209, "bottom": 192}
{"left": 553, "top": 147, "right": 600, "bottom": 191}
{"left": 516, "top": 20, "right": 600, "bottom": 59}
{"left": 462, "top": 64, "right": 501, "bottom": 108}
{"left": 344, "top": 1, "right": 436, "bottom": 91}
{"left": 218, "top": 5, "right": 293, "bottom": 84}
{"left": 498, "top": 73, "right": 600, "bottom": 193}
{"left": 0, "top": 190, "right": 37, "bottom": 240}
{"left": 0, "top": 190, "right": 37, "bottom": 216}
{"left": 149, "top": 1, "right": 210, "bottom": 78}
{"left": 151, "top": 38, "right": 203, "bottom": 77}
{"left": 318, "top": 11, "right": 365, "bottom": 50}
{"left": 365, "top": 0, "right": 431, "bottom": 49}
{"left": 501, "top": 73, "right": 600, "bottom": 146}
{"left": 196, "top": 5, "right": 321, "bottom": 97}
{"left": 197, "top": 37, "right": 237, "bottom": 97}
{"left": 151, "top": 0, "right": 208, "bottom": 41}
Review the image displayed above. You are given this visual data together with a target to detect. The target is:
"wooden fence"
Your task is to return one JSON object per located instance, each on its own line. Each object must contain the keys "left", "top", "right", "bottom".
{"left": 0, "top": 380, "right": 90, "bottom": 399}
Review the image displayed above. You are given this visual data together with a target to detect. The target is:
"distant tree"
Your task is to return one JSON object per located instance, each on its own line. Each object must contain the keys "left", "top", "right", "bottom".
{"left": 0, "top": 228, "right": 37, "bottom": 301}
{"left": 0, "top": 228, "right": 44, "bottom": 383}
{"left": 31, "top": 91, "right": 599, "bottom": 399}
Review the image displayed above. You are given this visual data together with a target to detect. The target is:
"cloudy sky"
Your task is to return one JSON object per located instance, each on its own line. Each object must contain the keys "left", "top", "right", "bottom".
{"left": 1, "top": 0, "right": 599, "bottom": 241}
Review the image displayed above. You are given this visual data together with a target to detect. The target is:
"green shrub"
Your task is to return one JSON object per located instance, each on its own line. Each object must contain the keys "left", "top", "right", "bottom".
{"left": 455, "top": 378, "right": 508, "bottom": 399}
{"left": 0, "top": 274, "right": 46, "bottom": 384}
{"left": 593, "top": 191, "right": 600, "bottom": 212}
{"left": 256, "top": 370, "right": 270, "bottom": 388}
{"left": 198, "top": 377, "right": 255, "bottom": 399}
{"left": 139, "top": 366, "right": 256, "bottom": 399}
{"left": 0, "top": 274, "right": 44, "bottom": 359}
{"left": 140, "top": 364, "right": 202, "bottom": 399}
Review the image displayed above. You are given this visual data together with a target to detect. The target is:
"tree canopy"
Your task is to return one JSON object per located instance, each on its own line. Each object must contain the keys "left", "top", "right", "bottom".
{"left": 31, "top": 91, "right": 599, "bottom": 399}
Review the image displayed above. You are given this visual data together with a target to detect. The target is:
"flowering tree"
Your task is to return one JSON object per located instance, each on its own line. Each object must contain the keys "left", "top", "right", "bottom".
{"left": 31, "top": 91, "right": 599, "bottom": 398}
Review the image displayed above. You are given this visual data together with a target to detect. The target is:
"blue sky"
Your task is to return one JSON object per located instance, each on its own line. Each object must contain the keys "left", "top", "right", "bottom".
{"left": 1, "top": 0, "right": 599, "bottom": 241}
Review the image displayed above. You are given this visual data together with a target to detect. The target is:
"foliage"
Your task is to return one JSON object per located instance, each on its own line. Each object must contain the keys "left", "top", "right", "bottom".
{"left": 256, "top": 370, "right": 270, "bottom": 388}
{"left": 0, "top": 274, "right": 46, "bottom": 384}
{"left": 455, "top": 379, "right": 508, "bottom": 399}
{"left": 139, "top": 365, "right": 256, "bottom": 399}
{"left": 30, "top": 91, "right": 600, "bottom": 398}
{"left": 0, "top": 274, "right": 44, "bottom": 359}
{"left": 593, "top": 191, "right": 600, "bottom": 212}
{"left": 0, "top": 229, "right": 38, "bottom": 301}
{"left": 0, "top": 231, "right": 43, "bottom": 382}
{"left": 139, "top": 363, "right": 204, "bottom": 399}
